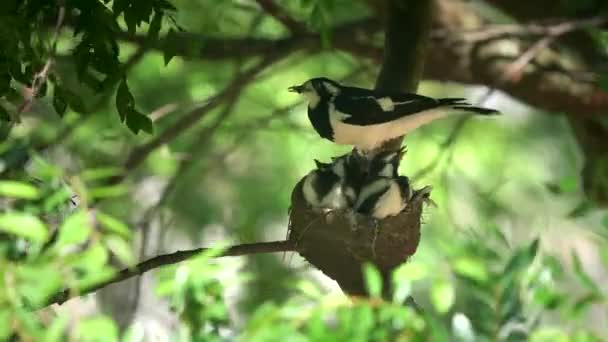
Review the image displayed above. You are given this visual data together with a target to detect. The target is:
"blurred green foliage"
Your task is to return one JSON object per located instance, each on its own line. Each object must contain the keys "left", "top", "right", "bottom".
{"left": 0, "top": 0, "right": 608, "bottom": 340}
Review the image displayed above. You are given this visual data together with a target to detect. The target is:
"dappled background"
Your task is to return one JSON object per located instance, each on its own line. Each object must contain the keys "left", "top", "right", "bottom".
{"left": 1, "top": 0, "right": 608, "bottom": 340}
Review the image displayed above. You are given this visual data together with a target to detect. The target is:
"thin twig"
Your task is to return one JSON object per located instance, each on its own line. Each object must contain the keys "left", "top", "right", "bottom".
{"left": 17, "top": 0, "right": 66, "bottom": 116}
{"left": 44, "top": 240, "right": 296, "bottom": 308}
{"left": 433, "top": 16, "right": 608, "bottom": 43}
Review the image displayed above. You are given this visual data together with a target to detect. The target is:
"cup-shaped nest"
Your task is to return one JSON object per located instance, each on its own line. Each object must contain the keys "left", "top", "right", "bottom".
{"left": 288, "top": 178, "right": 430, "bottom": 296}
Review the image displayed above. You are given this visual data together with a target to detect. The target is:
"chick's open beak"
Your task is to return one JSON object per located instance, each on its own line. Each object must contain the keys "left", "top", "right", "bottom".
{"left": 288, "top": 85, "right": 304, "bottom": 93}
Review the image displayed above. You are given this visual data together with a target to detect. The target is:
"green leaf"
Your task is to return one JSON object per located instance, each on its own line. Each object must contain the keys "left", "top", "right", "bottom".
{"left": 55, "top": 210, "right": 91, "bottom": 249}
{"left": 81, "top": 167, "right": 123, "bottom": 181}
{"left": 104, "top": 235, "right": 135, "bottom": 266}
{"left": 503, "top": 238, "right": 539, "bottom": 278}
{"left": 62, "top": 88, "right": 87, "bottom": 113}
{"left": 44, "top": 314, "right": 69, "bottom": 342}
{"left": 453, "top": 257, "right": 488, "bottom": 283}
{"left": 76, "top": 316, "right": 119, "bottom": 342}
{"left": 147, "top": 10, "right": 163, "bottom": 42}
{"left": 53, "top": 86, "right": 68, "bottom": 117}
{"left": 0, "top": 309, "right": 11, "bottom": 341}
{"left": 0, "top": 180, "right": 39, "bottom": 199}
{"left": 116, "top": 78, "right": 134, "bottom": 122}
{"left": 571, "top": 251, "right": 601, "bottom": 294}
{"left": 431, "top": 280, "right": 455, "bottom": 314}
{"left": 363, "top": 263, "right": 382, "bottom": 298}
{"left": 0, "top": 212, "right": 48, "bottom": 242}
{"left": 126, "top": 109, "right": 154, "bottom": 134}
{"left": 568, "top": 199, "right": 595, "bottom": 218}
{"left": 67, "top": 243, "right": 109, "bottom": 271}
{"left": 89, "top": 184, "right": 129, "bottom": 198}
{"left": 163, "top": 29, "right": 178, "bottom": 65}
{"left": 96, "top": 211, "right": 131, "bottom": 238}
{"left": 43, "top": 187, "right": 73, "bottom": 213}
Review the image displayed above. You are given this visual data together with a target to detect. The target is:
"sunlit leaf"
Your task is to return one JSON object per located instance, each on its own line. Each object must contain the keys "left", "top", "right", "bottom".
{"left": 296, "top": 280, "right": 323, "bottom": 299}
{"left": 0, "top": 212, "right": 48, "bottom": 242}
{"left": 363, "top": 263, "right": 382, "bottom": 298}
{"left": 0, "top": 309, "right": 11, "bottom": 341}
{"left": 67, "top": 242, "right": 109, "bottom": 271}
{"left": 76, "top": 316, "right": 119, "bottom": 342}
{"left": 96, "top": 212, "right": 131, "bottom": 238}
{"left": 88, "top": 184, "right": 129, "bottom": 198}
{"left": 104, "top": 235, "right": 135, "bottom": 266}
{"left": 54, "top": 210, "right": 91, "bottom": 250}
{"left": 431, "top": 279, "right": 455, "bottom": 314}
{"left": 44, "top": 314, "right": 69, "bottom": 342}
{"left": 453, "top": 257, "right": 488, "bottom": 283}
{"left": 0, "top": 180, "right": 39, "bottom": 199}
{"left": 529, "top": 327, "right": 568, "bottom": 342}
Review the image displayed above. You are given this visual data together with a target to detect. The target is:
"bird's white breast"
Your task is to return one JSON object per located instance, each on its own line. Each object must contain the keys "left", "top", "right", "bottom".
{"left": 306, "top": 92, "right": 321, "bottom": 109}
{"left": 372, "top": 182, "right": 405, "bottom": 219}
{"left": 302, "top": 171, "right": 348, "bottom": 209}
{"left": 329, "top": 106, "right": 452, "bottom": 151}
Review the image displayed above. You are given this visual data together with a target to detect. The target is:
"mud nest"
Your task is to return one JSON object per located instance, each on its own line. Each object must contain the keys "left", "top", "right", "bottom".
{"left": 288, "top": 178, "right": 430, "bottom": 296}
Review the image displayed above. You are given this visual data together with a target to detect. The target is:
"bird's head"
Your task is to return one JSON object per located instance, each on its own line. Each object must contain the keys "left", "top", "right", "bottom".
{"left": 289, "top": 77, "right": 341, "bottom": 105}
{"left": 369, "top": 147, "right": 406, "bottom": 178}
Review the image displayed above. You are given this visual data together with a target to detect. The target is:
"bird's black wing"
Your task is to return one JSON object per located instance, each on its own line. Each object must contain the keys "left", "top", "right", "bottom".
{"left": 333, "top": 87, "right": 450, "bottom": 126}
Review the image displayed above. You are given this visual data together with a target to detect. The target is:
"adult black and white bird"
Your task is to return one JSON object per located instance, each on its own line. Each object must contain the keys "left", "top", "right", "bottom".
{"left": 302, "top": 153, "right": 362, "bottom": 210}
{"left": 289, "top": 77, "right": 499, "bottom": 152}
{"left": 354, "top": 175, "right": 413, "bottom": 219}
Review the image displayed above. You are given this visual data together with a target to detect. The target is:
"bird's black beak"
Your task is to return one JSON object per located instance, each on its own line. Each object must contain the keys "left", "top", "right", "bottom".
{"left": 288, "top": 84, "right": 304, "bottom": 93}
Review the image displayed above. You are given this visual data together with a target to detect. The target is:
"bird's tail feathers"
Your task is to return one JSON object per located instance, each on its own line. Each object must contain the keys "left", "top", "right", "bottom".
{"left": 451, "top": 105, "right": 500, "bottom": 115}
{"left": 438, "top": 98, "right": 500, "bottom": 115}
{"left": 438, "top": 98, "right": 469, "bottom": 106}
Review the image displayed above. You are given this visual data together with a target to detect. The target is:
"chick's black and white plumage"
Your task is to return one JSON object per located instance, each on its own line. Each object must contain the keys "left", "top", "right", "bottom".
{"left": 302, "top": 153, "right": 362, "bottom": 210}
{"left": 355, "top": 175, "right": 413, "bottom": 219}
{"left": 289, "top": 77, "right": 499, "bottom": 152}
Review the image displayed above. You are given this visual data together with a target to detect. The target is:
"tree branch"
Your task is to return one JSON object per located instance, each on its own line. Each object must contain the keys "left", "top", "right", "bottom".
{"left": 116, "top": 18, "right": 379, "bottom": 60}
{"left": 121, "top": 51, "right": 287, "bottom": 177}
{"left": 255, "top": 0, "right": 306, "bottom": 33}
{"left": 482, "top": 0, "right": 608, "bottom": 68}
{"left": 374, "top": 0, "right": 435, "bottom": 151}
{"left": 44, "top": 240, "right": 296, "bottom": 308}
{"left": 116, "top": 13, "right": 607, "bottom": 119}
